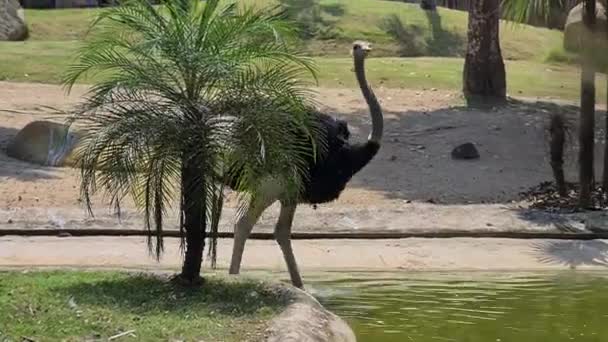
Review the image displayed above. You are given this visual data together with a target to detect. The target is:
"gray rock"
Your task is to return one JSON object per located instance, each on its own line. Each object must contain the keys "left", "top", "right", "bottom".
{"left": 265, "top": 284, "right": 356, "bottom": 342}
{"left": 564, "top": 2, "right": 608, "bottom": 53}
{"left": 7, "top": 120, "right": 80, "bottom": 167}
{"left": 0, "top": 0, "right": 28, "bottom": 41}
{"left": 451, "top": 142, "right": 480, "bottom": 160}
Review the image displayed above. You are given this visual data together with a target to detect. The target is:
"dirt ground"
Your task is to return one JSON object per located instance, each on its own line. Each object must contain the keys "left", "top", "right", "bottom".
{"left": 2, "top": 236, "right": 607, "bottom": 272}
{"left": 1, "top": 81, "right": 607, "bottom": 235}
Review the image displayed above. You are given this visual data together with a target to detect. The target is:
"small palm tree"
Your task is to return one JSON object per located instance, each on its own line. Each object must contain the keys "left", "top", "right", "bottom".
{"left": 63, "top": 0, "right": 322, "bottom": 284}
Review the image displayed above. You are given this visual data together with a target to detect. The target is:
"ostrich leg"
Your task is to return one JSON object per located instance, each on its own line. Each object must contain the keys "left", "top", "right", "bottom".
{"left": 274, "top": 203, "right": 303, "bottom": 289}
{"left": 229, "top": 197, "right": 274, "bottom": 275}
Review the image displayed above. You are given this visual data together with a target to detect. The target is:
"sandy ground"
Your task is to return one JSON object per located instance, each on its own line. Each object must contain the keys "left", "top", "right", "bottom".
{"left": 1, "top": 236, "right": 607, "bottom": 272}
{"left": 1, "top": 81, "right": 607, "bottom": 235}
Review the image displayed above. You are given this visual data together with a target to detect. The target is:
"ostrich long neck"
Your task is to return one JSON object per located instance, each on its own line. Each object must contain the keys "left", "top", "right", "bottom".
{"left": 354, "top": 52, "right": 383, "bottom": 144}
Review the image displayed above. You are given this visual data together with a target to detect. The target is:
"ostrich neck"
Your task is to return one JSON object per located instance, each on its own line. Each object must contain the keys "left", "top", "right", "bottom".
{"left": 354, "top": 53, "right": 383, "bottom": 144}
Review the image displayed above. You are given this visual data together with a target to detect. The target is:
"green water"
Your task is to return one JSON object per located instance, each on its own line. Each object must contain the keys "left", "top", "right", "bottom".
{"left": 306, "top": 271, "right": 608, "bottom": 342}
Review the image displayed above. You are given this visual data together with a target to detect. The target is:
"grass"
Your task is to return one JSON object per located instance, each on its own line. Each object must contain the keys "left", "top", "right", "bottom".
{"left": 1, "top": 1, "right": 605, "bottom": 102}
{"left": 20, "top": 0, "right": 565, "bottom": 61}
{"left": 1, "top": 39, "right": 606, "bottom": 101}
{"left": 0, "top": 270, "right": 284, "bottom": 341}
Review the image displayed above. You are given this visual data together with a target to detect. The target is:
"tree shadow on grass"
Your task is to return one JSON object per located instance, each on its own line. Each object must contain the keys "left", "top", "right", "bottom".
{"left": 380, "top": 11, "right": 465, "bottom": 57}
{"left": 277, "top": 0, "right": 344, "bottom": 40}
{"left": 531, "top": 240, "right": 608, "bottom": 267}
{"left": 57, "top": 273, "right": 286, "bottom": 317}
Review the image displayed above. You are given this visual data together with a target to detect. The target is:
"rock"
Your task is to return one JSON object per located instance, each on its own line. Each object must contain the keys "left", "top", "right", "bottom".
{"left": 564, "top": 2, "right": 608, "bottom": 53}
{"left": 0, "top": 0, "right": 28, "bottom": 41}
{"left": 265, "top": 285, "right": 356, "bottom": 342}
{"left": 7, "top": 120, "right": 81, "bottom": 167}
{"left": 451, "top": 142, "right": 480, "bottom": 160}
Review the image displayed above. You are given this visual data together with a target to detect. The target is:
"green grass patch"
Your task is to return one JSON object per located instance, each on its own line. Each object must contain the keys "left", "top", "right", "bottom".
{"left": 9, "top": 2, "right": 606, "bottom": 102}
{"left": 0, "top": 41, "right": 79, "bottom": 83}
{"left": 22, "top": 0, "right": 565, "bottom": 61}
{"left": 1, "top": 39, "right": 604, "bottom": 102}
{"left": 25, "top": 8, "right": 100, "bottom": 41}
{"left": 0, "top": 270, "right": 284, "bottom": 341}
{"left": 321, "top": 57, "right": 607, "bottom": 101}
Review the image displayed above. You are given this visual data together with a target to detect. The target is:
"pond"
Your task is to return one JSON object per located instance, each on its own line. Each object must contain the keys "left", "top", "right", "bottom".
{"left": 305, "top": 271, "right": 608, "bottom": 342}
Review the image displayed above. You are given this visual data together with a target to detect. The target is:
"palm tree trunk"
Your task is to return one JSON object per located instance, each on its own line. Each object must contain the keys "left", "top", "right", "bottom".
{"left": 462, "top": 0, "right": 506, "bottom": 105}
{"left": 604, "top": 74, "right": 608, "bottom": 191}
{"left": 179, "top": 159, "right": 207, "bottom": 284}
{"left": 578, "top": 0, "right": 596, "bottom": 208}
{"left": 421, "top": 0, "right": 437, "bottom": 10}
{"left": 602, "top": 5, "right": 608, "bottom": 191}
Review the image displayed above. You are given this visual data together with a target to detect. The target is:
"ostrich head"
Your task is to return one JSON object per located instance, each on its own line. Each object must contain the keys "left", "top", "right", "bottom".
{"left": 352, "top": 40, "right": 372, "bottom": 57}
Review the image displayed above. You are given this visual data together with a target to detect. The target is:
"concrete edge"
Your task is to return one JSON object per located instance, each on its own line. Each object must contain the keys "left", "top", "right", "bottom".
{"left": 264, "top": 284, "right": 356, "bottom": 342}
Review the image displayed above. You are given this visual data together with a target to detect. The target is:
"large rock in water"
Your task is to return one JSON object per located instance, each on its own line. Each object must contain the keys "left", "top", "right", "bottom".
{"left": 0, "top": 0, "right": 28, "bottom": 41}
{"left": 7, "top": 121, "right": 80, "bottom": 167}
{"left": 564, "top": 2, "right": 608, "bottom": 53}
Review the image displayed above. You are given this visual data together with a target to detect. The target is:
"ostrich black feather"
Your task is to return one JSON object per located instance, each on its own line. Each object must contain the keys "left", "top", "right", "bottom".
{"left": 224, "top": 110, "right": 379, "bottom": 204}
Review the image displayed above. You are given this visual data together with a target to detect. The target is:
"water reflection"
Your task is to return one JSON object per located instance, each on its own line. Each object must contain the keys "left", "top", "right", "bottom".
{"left": 307, "top": 271, "right": 608, "bottom": 342}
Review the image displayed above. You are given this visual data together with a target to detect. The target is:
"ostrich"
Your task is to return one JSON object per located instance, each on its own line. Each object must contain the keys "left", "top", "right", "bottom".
{"left": 227, "top": 41, "right": 383, "bottom": 289}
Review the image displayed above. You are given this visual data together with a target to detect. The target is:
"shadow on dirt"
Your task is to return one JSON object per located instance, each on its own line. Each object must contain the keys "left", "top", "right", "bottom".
{"left": 325, "top": 97, "right": 601, "bottom": 205}
{"left": 532, "top": 240, "right": 608, "bottom": 267}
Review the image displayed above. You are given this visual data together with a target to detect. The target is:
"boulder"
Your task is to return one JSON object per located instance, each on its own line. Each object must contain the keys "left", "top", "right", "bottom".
{"left": 6, "top": 120, "right": 80, "bottom": 167}
{"left": 0, "top": 0, "right": 28, "bottom": 41}
{"left": 451, "top": 142, "right": 480, "bottom": 160}
{"left": 265, "top": 285, "right": 356, "bottom": 342}
{"left": 564, "top": 2, "right": 608, "bottom": 53}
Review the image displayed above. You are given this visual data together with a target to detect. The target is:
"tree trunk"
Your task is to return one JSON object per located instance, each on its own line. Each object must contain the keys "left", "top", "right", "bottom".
{"left": 603, "top": 5, "right": 608, "bottom": 192}
{"left": 421, "top": 0, "right": 437, "bottom": 11}
{"left": 462, "top": 0, "right": 506, "bottom": 105}
{"left": 578, "top": 0, "right": 596, "bottom": 208}
{"left": 604, "top": 75, "right": 608, "bottom": 191}
{"left": 179, "top": 159, "right": 207, "bottom": 285}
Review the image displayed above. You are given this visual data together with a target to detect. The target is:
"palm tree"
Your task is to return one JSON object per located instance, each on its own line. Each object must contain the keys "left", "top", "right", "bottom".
{"left": 503, "top": 0, "right": 598, "bottom": 207}
{"left": 62, "top": 0, "right": 321, "bottom": 285}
